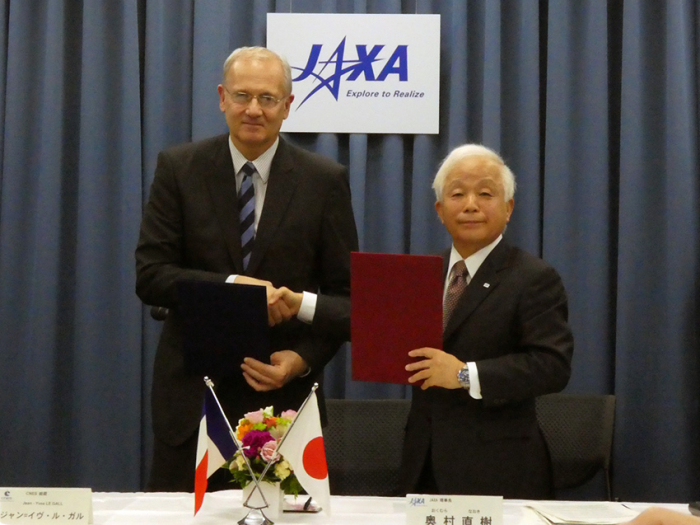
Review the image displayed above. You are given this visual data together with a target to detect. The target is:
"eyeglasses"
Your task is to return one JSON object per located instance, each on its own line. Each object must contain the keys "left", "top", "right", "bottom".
{"left": 224, "top": 88, "right": 285, "bottom": 110}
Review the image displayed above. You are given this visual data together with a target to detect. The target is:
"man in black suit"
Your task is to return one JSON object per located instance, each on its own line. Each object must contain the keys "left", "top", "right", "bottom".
{"left": 135, "top": 47, "right": 358, "bottom": 491}
{"left": 401, "top": 144, "right": 573, "bottom": 498}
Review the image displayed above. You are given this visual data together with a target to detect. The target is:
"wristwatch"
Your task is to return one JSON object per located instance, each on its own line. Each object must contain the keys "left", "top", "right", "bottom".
{"left": 457, "top": 363, "right": 470, "bottom": 390}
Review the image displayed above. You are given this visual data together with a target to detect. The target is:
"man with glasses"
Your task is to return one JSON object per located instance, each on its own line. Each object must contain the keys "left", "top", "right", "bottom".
{"left": 136, "top": 47, "right": 358, "bottom": 491}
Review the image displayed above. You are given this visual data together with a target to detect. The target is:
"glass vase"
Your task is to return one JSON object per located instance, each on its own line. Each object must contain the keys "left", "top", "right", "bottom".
{"left": 241, "top": 480, "right": 283, "bottom": 520}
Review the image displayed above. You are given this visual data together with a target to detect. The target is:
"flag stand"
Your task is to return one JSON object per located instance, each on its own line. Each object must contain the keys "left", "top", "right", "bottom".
{"left": 237, "top": 508, "right": 273, "bottom": 525}
{"left": 237, "top": 383, "right": 320, "bottom": 524}
{"left": 203, "top": 379, "right": 324, "bottom": 524}
{"left": 203, "top": 377, "right": 276, "bottom": 524}
{"left": 239, "top": 475, "right": 283, "bottom": 524}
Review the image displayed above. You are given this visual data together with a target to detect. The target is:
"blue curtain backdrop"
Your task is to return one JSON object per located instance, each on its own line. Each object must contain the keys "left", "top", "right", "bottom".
{"left": 0, "top": 0, "right": 698, "bottom": 502}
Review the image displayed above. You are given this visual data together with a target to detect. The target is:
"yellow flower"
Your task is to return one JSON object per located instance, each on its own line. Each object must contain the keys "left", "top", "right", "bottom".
{"left": 274, "top": 459, "right": 291, "bottom": 480}
{"left": 268, "top": 425, "right": 286, "bottom": 440}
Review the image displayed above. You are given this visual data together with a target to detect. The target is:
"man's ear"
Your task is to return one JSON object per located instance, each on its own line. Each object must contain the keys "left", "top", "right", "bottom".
{"left": 435, "top": 200, "right": 445, "bottom": 224}
{"left": 217, "top": 85, "right": 226, "bottom": 112}
{"left": 282, "top": 94, "right": 294, "bottom": 119}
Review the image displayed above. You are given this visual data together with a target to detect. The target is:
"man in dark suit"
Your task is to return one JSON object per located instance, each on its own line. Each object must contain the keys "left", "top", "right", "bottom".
{"left": 401, "top": 144, "right": 573, "bottom": 498}
{"left": 135, "top": 47, "right": 358, "bottom": 491}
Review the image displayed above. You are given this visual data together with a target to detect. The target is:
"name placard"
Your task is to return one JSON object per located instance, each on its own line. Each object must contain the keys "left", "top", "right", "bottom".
{"left": 406, "top": 494, "right": 503, "bottom": 525}
{"left": 0, "top": 488, "right": 93, "bottom": 524}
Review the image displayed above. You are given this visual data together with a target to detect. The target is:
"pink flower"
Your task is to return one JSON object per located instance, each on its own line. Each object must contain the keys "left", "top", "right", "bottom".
{"left": 244, "top": 409, "right": 265, "bottom": 424}
{"left": 280, "top": 410, "right": 297, "bottom": 420}
{"left": 260, "top": 440, "right": 279, "bottom": 463}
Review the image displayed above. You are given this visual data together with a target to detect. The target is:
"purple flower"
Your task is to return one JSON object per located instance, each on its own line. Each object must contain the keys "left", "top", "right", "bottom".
{"left": 242, "top": 430, "right": 274, "bottom": 458}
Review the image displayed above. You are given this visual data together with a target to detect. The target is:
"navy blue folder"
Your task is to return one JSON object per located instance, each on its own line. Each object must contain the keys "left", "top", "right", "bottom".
{"left": 176, "top": 280, "right": 269, "bottom": 376}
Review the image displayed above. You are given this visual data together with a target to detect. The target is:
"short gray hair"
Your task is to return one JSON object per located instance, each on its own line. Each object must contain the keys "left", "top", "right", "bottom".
{"left": 432, "top": 144, "right": 516, "bottom": 202}
{"left": 222, "top": 46, "right": 293, "bottom": 95}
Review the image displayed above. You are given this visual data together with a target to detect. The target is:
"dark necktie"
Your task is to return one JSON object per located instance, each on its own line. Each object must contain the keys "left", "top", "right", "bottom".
{"left": 443, "top": 260, "right": 468, "bottom": 329}
{"left": 238, "top": 162, "right": 256, "bottom": 271}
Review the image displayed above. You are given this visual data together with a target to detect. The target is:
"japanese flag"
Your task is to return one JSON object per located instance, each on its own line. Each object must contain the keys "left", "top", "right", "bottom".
{"left": 277, "top": 391, "right": 331, "bottom": 514}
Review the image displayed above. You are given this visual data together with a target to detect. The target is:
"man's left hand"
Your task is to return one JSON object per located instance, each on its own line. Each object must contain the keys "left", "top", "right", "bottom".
{"left": 241, "top": 350, "right": 309, "bottom": 392}
{"left": 406, "top": 347, "right": 464, "bottom": 390}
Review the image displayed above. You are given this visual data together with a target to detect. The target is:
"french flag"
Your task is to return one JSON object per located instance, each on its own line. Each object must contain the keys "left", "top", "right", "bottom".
{"left": 194, "top": 388, "right": 236, "bottom": 515}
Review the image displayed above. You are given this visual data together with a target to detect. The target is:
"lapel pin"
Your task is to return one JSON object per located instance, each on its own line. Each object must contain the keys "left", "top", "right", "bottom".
{"left": 483, "top": 283, "right": 490, "bottom": 288}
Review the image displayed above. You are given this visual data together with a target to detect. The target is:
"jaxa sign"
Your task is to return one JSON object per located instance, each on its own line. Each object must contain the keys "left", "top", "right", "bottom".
{"left": 267, "top": 13, "right": 440, "bottom": 134}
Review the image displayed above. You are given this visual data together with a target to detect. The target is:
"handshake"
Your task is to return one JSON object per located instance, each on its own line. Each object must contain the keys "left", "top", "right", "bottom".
{"left": 234, "top": 275, "right": 304, "bottom": 327}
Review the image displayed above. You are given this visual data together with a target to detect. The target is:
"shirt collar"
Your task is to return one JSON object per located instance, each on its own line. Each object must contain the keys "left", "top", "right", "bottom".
{"left": 447, "top": 235, "right": 503, "bottom": 281}
{"left": 228, "top": 136, "right": 279, "bottom": 184}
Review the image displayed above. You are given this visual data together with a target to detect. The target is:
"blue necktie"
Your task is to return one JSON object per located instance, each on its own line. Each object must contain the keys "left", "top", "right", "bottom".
{"left": 238, "top": 162, "right": 256, "bottom": 270}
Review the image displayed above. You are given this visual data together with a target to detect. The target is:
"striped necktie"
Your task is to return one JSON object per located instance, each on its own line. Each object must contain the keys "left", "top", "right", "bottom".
{"left": 238, "top": 162, "right": 256, "bottom": 271}
{"left": 443, "top": 260, "right": 468, "bottom": 329}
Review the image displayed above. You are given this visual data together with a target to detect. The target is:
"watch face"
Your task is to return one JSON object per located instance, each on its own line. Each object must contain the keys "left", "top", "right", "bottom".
{"left": 458, "top": 367, "right": 470, "bottom": 387}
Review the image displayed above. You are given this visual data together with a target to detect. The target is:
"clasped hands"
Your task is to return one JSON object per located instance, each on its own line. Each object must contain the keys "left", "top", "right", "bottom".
{"left": 234, "top": 276, "right": 309, "bottom": 392}
{"left": 233, "top": 275, "right": 304, "bottom": 327}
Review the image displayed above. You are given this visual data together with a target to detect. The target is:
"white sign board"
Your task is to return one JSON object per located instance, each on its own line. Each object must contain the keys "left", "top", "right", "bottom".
{"left": 406, "top": 494, "right": 503, "bottom": 525}
{"left": 0, "top": 488, "right": 93, "bottom": 524}
{"left": 267, "top": 13, "right": 440, "bottom": 134}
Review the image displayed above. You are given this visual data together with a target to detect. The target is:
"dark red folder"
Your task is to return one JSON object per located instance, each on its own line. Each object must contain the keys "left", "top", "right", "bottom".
{"left": 351, "top": 252, "right": 444, "bottom": 385}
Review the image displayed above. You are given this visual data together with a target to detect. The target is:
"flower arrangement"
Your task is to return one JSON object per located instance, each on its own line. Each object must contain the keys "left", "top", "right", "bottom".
{"left": 227, "top": 406, "right": 304, "bottom": 496}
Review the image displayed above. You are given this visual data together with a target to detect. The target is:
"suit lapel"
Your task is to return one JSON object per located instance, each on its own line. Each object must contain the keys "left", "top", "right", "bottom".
{"left": 443, "top": 240, "right": 512, "bottom": 341}
{"left": 246, "top": 138, "right": 299, "bottom": 275}
{"left": 202, "top": 134, "right": 244, "bottom": 273}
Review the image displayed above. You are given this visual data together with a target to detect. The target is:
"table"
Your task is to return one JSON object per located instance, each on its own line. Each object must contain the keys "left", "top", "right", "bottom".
{"left": 91, "top": 491, "right": 691, "bottom": 525}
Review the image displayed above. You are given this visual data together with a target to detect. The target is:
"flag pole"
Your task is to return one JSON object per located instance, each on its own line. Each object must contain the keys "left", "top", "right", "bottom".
{"left": 203, "top": 377, "right": 272, "bottom": 510}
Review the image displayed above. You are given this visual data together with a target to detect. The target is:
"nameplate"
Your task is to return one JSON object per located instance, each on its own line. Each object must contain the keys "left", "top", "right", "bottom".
{"left": 0, "top": 488, "right": 93, "bottom": 524}
{"left": 406, "top": 494, "right": 503, "bottom": 525}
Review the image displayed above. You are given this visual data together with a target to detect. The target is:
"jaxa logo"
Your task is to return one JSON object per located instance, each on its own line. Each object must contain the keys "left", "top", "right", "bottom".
{"left": 291, "top": 37, "right": 408, "bottom": 109}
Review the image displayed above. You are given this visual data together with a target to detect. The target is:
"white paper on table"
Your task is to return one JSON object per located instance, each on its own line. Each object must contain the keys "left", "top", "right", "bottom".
{"left": 527, "top": 501, "right": 639, "bottom": 525}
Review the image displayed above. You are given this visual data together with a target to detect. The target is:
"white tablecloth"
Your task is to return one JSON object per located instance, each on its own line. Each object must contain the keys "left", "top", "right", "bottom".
{"left": 91, "top": 491, "right": 691, "bottom": 525}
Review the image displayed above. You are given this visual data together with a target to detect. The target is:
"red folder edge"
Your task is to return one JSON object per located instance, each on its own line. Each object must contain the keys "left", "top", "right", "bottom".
{"left": 351, "top": 252, "right": 443, "bottom": 385}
